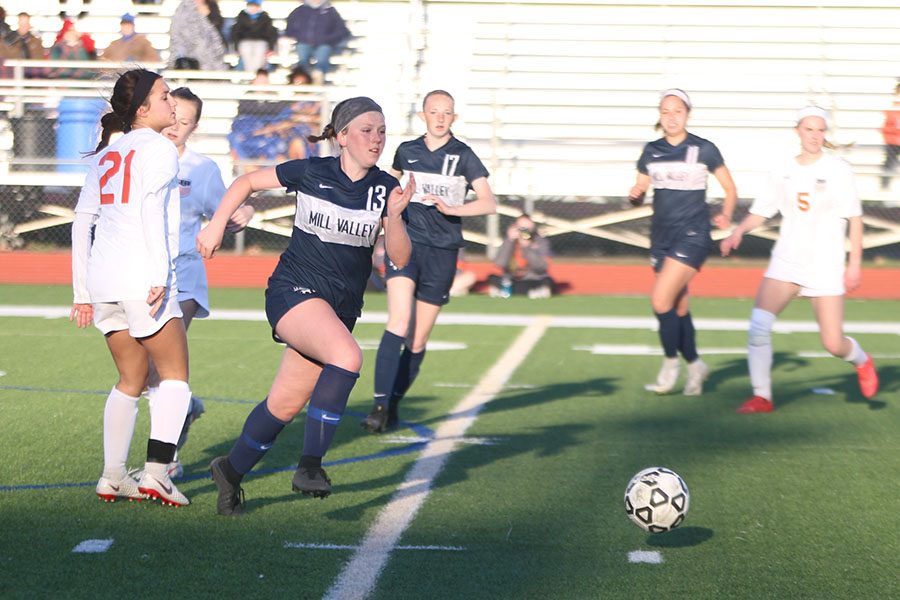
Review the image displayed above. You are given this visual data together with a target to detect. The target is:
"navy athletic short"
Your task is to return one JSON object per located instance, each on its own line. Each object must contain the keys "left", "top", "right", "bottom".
{"left": 650, "top": 228, "right": 711, "bottom": 273}
{"left": 265, "top": 282, "right": 357, "bottom": 344}
{"left": 384, "top": 242, "right": 457, "bottom": 306}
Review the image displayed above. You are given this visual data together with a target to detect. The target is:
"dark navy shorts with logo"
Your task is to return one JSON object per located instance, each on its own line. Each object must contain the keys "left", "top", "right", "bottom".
{"left": 649, "top": 227, "right": 711, "bottom": 273}
{"left": 265, "top": 282, "right": 357, "bottom": 345}
{"left": 384, "top": 241, "right": 457, "bottom": 306}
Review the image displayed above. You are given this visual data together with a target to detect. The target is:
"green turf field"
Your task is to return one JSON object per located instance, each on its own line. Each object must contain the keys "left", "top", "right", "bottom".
{"left": 0, "top": 284, "right": 897, "bottom": 599}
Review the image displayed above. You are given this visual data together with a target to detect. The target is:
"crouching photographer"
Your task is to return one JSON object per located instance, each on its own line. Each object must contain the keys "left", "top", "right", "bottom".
{"left": 488, "top": 213, "right": 555, "bottom": 298}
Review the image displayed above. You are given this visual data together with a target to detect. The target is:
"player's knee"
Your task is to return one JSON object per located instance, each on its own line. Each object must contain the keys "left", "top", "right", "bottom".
{"left": 332, "top": 343, "right": 363, "bottom": 373}
{"left": 650, "top": 296, "right": 673, "bottom": 314}
{"left": 820, "top": 335, "right": 845, "bottom": 357}
{"left": 748, "top": 308, "right": 775, "bottom": 348}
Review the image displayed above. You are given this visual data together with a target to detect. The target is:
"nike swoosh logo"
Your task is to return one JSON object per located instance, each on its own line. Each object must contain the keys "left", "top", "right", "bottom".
{"left": 109, "top": 484, "right": 120, "bottom": 492}
{"left": 150, "top": 476, "right": 173, "bottom": 495}
{"left": 675, "top": 252, "right": 688, "bottom": 258}
{"left": 407, "top": 159, "right": 419, "bottom": 163}
{"left": 652, "top": 153, "right": 663, "bottom": 158}
{"left": 260, "top": 443, "right": 272, "bottom": 450}
{"left": 322, "top": 415, "right": 340, "bottom": 422}
{"left": 318, "top": 183, "right": 333, "bottom": 189}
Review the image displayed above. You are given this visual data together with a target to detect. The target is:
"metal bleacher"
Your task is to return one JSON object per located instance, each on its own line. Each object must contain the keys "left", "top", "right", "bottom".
{"left": 2, "top": 0, "right": 899, "bottom": 255}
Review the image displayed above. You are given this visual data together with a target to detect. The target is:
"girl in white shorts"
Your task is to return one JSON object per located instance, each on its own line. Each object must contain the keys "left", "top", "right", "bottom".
{"left": 71, "top": 69, "right": 193, "bottom": 506}
{"left": 721, "top": 106, "right": 879, "bottom": 413}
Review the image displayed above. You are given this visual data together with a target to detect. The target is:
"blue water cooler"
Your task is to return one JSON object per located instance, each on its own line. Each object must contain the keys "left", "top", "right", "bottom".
{"left": 56, "top": 97, "right": 106, "bottom": 173}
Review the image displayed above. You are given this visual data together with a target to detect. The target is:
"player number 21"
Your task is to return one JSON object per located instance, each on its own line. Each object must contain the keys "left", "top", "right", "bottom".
{"left": 99, "top": 150, "right": 136, "bottom": 205}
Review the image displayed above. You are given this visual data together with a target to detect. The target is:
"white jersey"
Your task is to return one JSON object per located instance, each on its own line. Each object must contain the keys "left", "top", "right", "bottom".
{"left": 174, "top": 148, "right": 226, "bottom": 317}
{"left": 750, "top": 152, "right": 861, "bottom": 290}
{"left": 72, "top": 128, "right": 180, "bottom": 303}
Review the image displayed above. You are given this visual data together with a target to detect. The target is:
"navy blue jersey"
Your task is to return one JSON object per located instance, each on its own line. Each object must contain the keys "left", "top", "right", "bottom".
{"left": 393, "top": 135, "right": 489, "bottom": 249}
{"left": 271, "top": 156, "right": 399, "bottom": 318}
{"left": 637, "top": 133, "right": 724, "bottom": 249}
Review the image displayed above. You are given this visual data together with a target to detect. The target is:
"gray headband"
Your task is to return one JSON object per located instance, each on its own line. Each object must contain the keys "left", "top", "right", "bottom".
{"left": 331, "top": 96, "right": 383, "bottom": 133}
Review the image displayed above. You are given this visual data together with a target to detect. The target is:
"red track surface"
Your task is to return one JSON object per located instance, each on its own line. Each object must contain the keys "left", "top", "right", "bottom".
{"left": 2, "top": 251, "right": 898, "bottom": 299}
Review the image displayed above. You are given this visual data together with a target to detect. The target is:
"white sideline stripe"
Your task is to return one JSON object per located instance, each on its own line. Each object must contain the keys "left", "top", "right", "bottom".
{"left": 628, "top": 550, "right": 663, "bottom": 564}
{"left": 284, "top": 542, "right": 465, "bottom": 552}
{"left": 574, "top": 345, "right": 900, "bottom": 359}
{"left": 4, "top": 306, "right": 900, "bottom": 335}
{"left": 72, "top": 538, "right": 113, "bottom": 554}
{"left": 359, "top": 340, "right": 467, "bottom": 351}
{"left": 382, "top": 435, "right": 502, "bottom": 446}
{"left": 323, "top": 317, "right": 551, "bottom": 600}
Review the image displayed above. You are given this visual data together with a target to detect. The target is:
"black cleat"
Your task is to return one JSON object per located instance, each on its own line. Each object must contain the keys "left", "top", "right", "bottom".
{"left": 361, "top": 404, "right": 388, "bottom": 433}
{"left": 210, "top": 456, "right": 245, "bottom": 517}
{"left": 292, "top": 465, "right": 332, "bottom": 498}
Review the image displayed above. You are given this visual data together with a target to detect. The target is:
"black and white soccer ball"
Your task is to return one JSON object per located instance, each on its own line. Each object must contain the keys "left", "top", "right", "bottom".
{"left": 624, "top": 467, "right": 690, "bottom": 533}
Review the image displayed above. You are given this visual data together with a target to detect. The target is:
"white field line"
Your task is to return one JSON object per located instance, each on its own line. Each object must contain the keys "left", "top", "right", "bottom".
{"left": 628, "top": 550, "right": 663, "bottom": 564}
{"left": 3, "top": 306, "right": 899, "bottom": 335}
{"left": 72, "top": 538, "right": 113, "bottom": 554}
{"left": 284, "top": 542, "right": 465, "bottom": 552}
{"left": 322, "top": 317, "right": 551, "bottom": 600}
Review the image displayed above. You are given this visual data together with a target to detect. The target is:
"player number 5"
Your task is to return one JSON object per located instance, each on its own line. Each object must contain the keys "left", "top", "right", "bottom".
{"left": 796, "top": 192, "right": 810, "bottom": 212}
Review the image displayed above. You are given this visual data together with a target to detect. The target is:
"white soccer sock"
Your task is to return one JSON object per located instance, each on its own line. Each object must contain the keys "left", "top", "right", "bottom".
{"left": 102, "top": 387, "right": 140, "bottom": 479}
{"left": 842, "top": 336, "right": 867, "bottom": 366}
{"left": 148, "top": 380, "right": 192, "bottom": 446}
{"left": 748, "top": 308, "right": 776, "bottom": 401}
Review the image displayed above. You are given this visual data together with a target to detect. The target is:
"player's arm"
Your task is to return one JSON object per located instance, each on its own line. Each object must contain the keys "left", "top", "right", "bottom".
{"left": 70, "top": 169, "right": 100, "bottom": 327}
{"left": 720, "top": 212, "right": 767, "bottom": 257}
{"left": 844, "top": 215, "right": 863, "bottom": 292}
{"left": 433, "top": 177, "right": 496, "bottom": 217}
{"left": 712, "top": 164, "right": 738, "bottom": 229}
{"left": 382, "top": 175, "right": 415, "bottom": 269}
{"left": 629, "top": 173, "right": 651, "bottom": 206}
{"left": 198, "top": 167, "right": 281, "bottom": 258}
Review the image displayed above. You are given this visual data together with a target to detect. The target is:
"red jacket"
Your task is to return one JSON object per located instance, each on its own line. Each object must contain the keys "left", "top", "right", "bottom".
{"left": 882, "top": 106, "right": 900, "bottom": 146}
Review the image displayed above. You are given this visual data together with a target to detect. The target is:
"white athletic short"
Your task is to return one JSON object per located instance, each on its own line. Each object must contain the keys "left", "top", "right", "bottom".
{"left": 93, "top": 294, "right": 183, "bottom": 338}
{"left": 764, "top": 255, "right": 845, "bottom": 297}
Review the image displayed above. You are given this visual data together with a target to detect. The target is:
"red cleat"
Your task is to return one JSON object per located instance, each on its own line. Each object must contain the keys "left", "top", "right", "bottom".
{"left": 856, "top": 354, "right": 879, "bottom": 399}
{"left": 736, "top": 395, "right": 774, "bottom": 413}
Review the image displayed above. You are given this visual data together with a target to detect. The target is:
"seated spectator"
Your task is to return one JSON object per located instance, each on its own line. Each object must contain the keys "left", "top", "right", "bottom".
{"left": 231, "top": 0, "right": 278, "bottom": 74}
{"left": 54, "top": 15, "right": 96, "bottom": 58}
{"left": 101, "top": 14, "right": 160, "bottom": 63}
{"left": 169, "top": 0, "right": 226, "bottom": 71}
{"left": 285, "top": 0, "right": 350, "bottom": 85}
{"left": 50, "top": 18, "right": 95, "bottom": 79}
{"left": 227, "top": 71, "right": 321, "bottom": 174}
{"left": 488, "top": 213, "right": 555, "bottom": 299}
{"left": 0, "top": 12, "right": 46, "bottom": 77}
{"left": 287, "top": 64, "right": 312, "bottom": 85}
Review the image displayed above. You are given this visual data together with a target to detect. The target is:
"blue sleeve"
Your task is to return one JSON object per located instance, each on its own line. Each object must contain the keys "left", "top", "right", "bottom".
{"left": 637, "top": 144, "right": 652, "bottom": 174}
{"left": 701, "top": 141, "right": 725, "bottom": 171}
{"left": 275, "top": 159, "right": 310, "bottom": 192}
{"left": 460, "top": 147, "right": 490, "bottom": 184}
{"left": 381, "top": 174, "right": 401, "bottom": 218}
{"left": 391, "top": 145, "right": 404, "bottom": 172}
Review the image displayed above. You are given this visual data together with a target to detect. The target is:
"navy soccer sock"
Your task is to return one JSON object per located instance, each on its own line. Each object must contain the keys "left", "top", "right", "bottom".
{"left": 227, "top": 399, "right": 288, "bottom": 477}
{"left": 678, "top": 312, "right": 699, "bottom": 362}
{"left": 373, "top": 330, "right": 405, "bottom": 409}
{"left": 302, "top": 364, "right": 359, "bottom": 459}
{"left": 391, "top": 348, "right": 426, "bottom": 403}
{"left": 655, "top": 308, "right": 680, "bottom": 359}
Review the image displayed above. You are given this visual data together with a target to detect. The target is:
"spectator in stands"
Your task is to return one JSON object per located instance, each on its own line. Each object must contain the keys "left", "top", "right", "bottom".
{"left": 628, "top": 88, "right": 737, "bottom": 396}
{"left": 879, "top": 81, "right": 900, "bottom": 191}
{"left": 169, "top": 0, "right": 226, "bottom": 71}
{"left": 101, "top": 14, "right": 160, "bottom": 64}
{"left": 287, "top": 63, "right": 312, "bottom": 85}
{"left": 54, "top": 14, "right": 96, "bottom": 58}
{"left": 50, "top": 18, "right": 95, "bottom": 79}
{"left": 284, "top": 0, "right": 350, "bottom": 85}
{"left": 230, "top": 0, "right": 278, "bottom": 74}
{"left": 0, "top": 12, "right": 46, "bottom": 78}
{"left": 487, "top": 213, "right": 554, "bottom": 298}
{"left": 0, "top": 7, "right": 13, "bottom": 43}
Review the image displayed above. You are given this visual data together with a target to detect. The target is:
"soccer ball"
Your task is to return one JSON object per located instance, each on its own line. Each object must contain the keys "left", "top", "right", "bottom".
{"left": 624, "top": 467, "right": 690, "bottom": 533}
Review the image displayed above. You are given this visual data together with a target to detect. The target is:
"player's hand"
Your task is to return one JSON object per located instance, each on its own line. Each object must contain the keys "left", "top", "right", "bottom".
{"left": 432, "top": 196, "right": 458, "bottom": 216}
{"left": 69, "top": 303, "right": 94, "bottom": 328}
{"left": 712, "top": 212, "right": 732, "bottom": 230}
{"left": 197, "top": 222, "right": 226, "bottom": 259}
{"left": 844, "top": 263, "right": 861, "bottom": 292}
{"left": 387, "top": 173, "right": 415, "bottom": 219}
{"left": 720, "top": 231, "right": 742, "bottom": 257}
{"left": 147, "top": 286, "right": 165, "bottom": 317}
{"left": 225, "top": 204, "right": 255, "bottom": 233}
{"left": 628, "top": 186, "right": 646, "bottom": 207}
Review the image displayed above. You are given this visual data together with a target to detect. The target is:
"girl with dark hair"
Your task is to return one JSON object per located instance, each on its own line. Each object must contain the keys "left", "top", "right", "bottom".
{"left": 71, "top": 69, "right": 193, "bottom": 507}
{"left": 360, "top": 89, "right": 496, "bottom": 434}
{"left": 199, "top": 97, "right": 414, "bottom": 516}
{"left": 628, "top": 88, "right": 737, "bottom": 397}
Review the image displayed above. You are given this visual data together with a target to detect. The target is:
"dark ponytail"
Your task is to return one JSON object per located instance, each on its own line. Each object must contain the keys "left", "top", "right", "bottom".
{"left": 91, "top": 68, "right": 161, "bottom": 154}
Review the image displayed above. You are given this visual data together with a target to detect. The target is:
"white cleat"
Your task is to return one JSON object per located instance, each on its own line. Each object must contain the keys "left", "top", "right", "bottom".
{"left": 644, "top": 357, "right": 680, "bottom": 394}
{"left": 683, "top": 359, "right": 710, "bottom": 396}
{"left": 138, "top": 470, "right": 190, "bottom": 507}
{"left": 96, "top": 472, "right": 144, "bottom": 503}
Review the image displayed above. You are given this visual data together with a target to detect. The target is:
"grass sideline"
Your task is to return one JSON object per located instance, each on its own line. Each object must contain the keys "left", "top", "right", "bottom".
{"left": 0, "top": 285, "right": 897, "bottom": 599}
